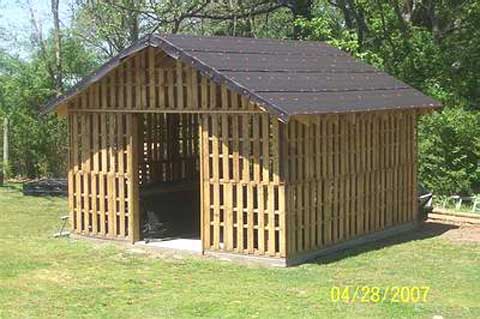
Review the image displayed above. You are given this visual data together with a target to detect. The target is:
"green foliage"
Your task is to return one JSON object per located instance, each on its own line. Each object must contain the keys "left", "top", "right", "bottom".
{"left": 202, "top": 7, "right": 295, "bottom": 39}
{"left": 418, "top": 107, "right": 480, "bottom": 195}
{"left": 0, "top": 55, "right": 66, "bottom": 177}
{"left": 0, "top": 31, "right": 98, "bottom": 178}
{"left": 295, "top": 16, "right": 383, "bottom": 66}
{"left": 294, "top": 0, "right": 480, "bottom": 195}
{"left": 72, "top": 0, "right": 147, "bottom": 57}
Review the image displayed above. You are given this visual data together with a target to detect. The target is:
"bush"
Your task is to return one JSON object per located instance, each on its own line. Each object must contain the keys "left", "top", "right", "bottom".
{"left": 418, "top": 107, "right": 480, "bottom": 195}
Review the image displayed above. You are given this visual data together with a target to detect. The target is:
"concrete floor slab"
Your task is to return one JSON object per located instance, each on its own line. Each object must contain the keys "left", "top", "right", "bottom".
{"left": 137, "top": 238, "right": 202, "bottom": 253}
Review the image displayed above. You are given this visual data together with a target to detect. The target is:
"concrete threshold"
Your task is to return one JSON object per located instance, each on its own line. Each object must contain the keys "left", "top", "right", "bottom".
{"left": 136, "top": 238, "right": 202, "bottom": 253}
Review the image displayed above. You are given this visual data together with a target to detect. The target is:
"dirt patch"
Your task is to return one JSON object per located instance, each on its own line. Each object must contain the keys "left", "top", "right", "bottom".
{"left": 440, "top": 225, "right": 480, "bottom": 244}
{"left": 422, "top": 214, "right": 480, "bottom": 244}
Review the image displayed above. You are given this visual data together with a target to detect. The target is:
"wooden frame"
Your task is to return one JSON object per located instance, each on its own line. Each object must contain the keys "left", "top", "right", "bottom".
{"left": 68, "top": 112, "right": 140, "bottom": 242}
{"left": 198, "top": 112, "right": 285, "bottom": 257}
{"left": 283, "top": 111, "right": 417, "bottom": 259}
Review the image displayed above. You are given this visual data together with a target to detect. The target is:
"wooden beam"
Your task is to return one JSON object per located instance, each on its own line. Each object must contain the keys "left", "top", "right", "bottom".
{"left": 128, "top": 113, "right": 140, "bottom": 243}
{"left": 69, "top": 108, "right": 263, "bottom": 114}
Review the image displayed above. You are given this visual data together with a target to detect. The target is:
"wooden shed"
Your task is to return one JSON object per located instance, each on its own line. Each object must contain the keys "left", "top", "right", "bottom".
{"left": 45, "top": 34, "right": 441, "bottom": 266}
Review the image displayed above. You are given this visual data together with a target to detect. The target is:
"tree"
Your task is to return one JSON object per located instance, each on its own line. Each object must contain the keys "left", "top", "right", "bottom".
{"left": 72, "top": 0, "right": 143, "bottom": 57}
{"left": 0, "top": 28, "right": 98, "bottom": 177}
{"left": 51, "top": 0, "right": 63, "bottom": 94}
{"left": 28, "top": 0, "right": 64, "bottom": 94}
{"left": 71, "top": 0, "right": 314, "bottom": 58}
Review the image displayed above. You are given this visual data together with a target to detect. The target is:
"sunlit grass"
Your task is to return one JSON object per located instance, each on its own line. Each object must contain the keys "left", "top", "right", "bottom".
{"left": 0, "top": 184, "right": 478, "bottom": 319}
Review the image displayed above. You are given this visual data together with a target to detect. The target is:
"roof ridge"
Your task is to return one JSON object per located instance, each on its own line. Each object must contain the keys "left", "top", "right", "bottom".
{"left": 153, "top": 32, "right": 335, "bottom": 45}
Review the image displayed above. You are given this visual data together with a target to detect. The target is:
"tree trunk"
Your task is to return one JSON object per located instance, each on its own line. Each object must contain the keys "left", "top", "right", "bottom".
{"left": 126, "top": 0, "right": 140, "bottom": 43}
{"left": 344, "top": 0, "right": 369, "bottom": 49}
{"left": 391, "top": 0, "right": 409, "bottom": 36}
{"left": 51, "top": 0, "right": 63, "bottom": 94}
{"left": 288, "top": 0, "right": 314, "bottom": 39}
{"left": 337, "top": 0, "right": 354, "bottom": 29}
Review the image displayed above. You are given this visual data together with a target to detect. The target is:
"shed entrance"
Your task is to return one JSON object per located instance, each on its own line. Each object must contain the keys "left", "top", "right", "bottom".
{"left": 138, "top": 113, "right": 200, "bottom": 244}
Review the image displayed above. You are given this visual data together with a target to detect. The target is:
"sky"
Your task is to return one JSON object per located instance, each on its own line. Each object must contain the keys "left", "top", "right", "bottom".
{"left": 0, "top": 0, "right": 72, "bottom": 57}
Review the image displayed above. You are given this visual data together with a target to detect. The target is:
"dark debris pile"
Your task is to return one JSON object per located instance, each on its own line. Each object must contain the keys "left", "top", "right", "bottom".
{"left": 23, "top": 179, "right": 67, "bottom": 196}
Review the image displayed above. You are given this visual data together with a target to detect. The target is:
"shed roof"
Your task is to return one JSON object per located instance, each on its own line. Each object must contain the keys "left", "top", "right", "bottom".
{"left": 44, "top": 33, "right": 441, "bottom": 121}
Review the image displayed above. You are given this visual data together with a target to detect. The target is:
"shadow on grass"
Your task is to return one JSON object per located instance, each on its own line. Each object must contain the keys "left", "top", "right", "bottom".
{"left": 309, "top": 222, "right": 458, "bottom": 265}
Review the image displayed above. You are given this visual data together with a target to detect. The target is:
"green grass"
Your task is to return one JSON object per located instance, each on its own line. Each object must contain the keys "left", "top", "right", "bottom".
{"left": 0, "top": 185, "right": 479, "bottom": 319}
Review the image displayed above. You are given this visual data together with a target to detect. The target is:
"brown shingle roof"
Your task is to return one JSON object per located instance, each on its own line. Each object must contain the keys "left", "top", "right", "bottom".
{"left": 44, "top": 33, "right": 441, "bottom": 121}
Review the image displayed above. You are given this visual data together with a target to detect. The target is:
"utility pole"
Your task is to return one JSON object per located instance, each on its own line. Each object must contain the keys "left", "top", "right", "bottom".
{"left": 3, "top": 117, "right": 8, "bottom": 179}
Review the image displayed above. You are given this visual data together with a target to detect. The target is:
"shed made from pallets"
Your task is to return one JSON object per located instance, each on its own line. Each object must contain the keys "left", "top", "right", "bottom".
{"left": 44, "top": 33, "right": 441, "bottom": 266}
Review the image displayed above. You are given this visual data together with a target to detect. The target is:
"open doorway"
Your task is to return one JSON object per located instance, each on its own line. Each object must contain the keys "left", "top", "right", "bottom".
{"left": 137, "top": 113, "right": 201, "bottom": 251}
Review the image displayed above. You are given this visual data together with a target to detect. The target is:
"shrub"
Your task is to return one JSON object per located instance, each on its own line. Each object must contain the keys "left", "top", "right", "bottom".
{"left": 418, "top": 107, "right": 480, "bottom": 195}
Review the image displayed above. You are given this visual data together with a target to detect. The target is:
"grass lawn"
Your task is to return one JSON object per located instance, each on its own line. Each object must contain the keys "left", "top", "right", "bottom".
{"left": 0, "top": 185, "right": 479, "bottom": 319}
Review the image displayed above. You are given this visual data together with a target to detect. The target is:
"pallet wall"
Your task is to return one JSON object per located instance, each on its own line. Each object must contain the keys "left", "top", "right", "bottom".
{"left": 67, "top": 47, "right": 262, "bottom": 113}
{"left": 199, "top": 112, "right": 286, "bottom": 257}
{"left": 68, "top": 112, "right": 140, "bottom": 242}
{"left": 139, "top": 113, "right": 199, "bottom": 186}
{"left": 66, "top": 47, "right": 275, "bottom": 254}
{"left": 283, "top": 111, "right": 417, "bottom": 258}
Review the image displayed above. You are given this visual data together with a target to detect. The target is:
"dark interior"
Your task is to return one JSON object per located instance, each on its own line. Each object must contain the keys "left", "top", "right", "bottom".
{"left": 140, "top": 180, "right": 200, "bottom": 242}
{"left": 138, "top": 113, "right": 200, "bottom": 243}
